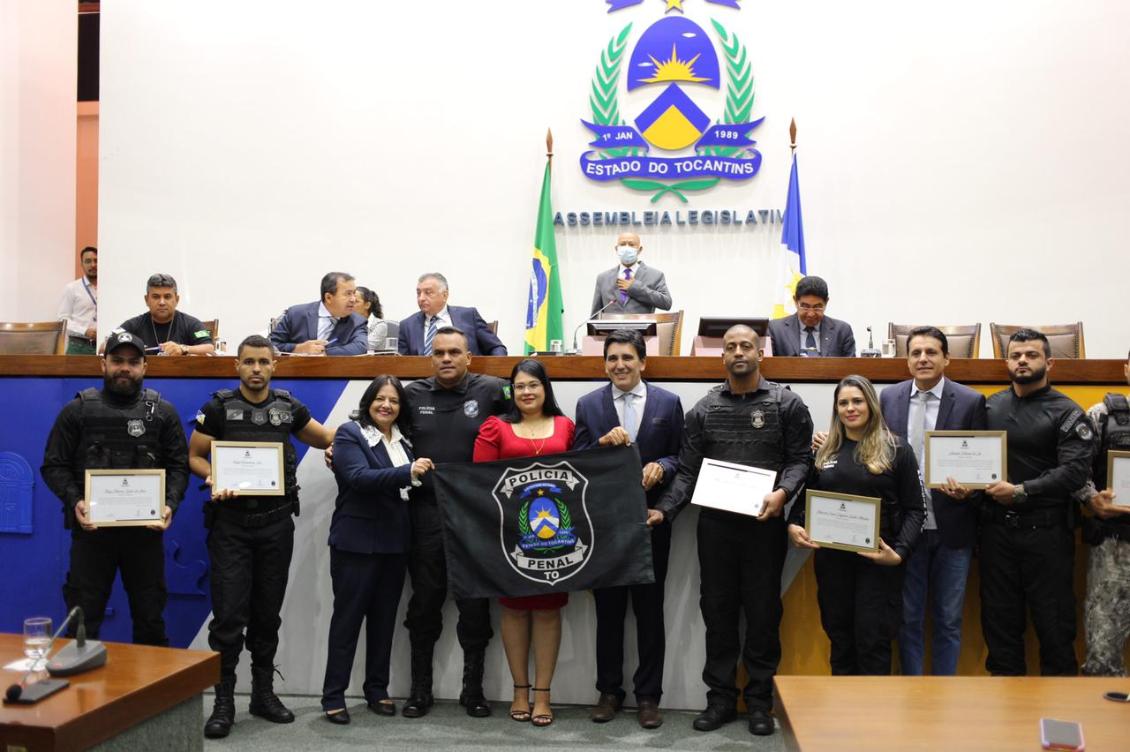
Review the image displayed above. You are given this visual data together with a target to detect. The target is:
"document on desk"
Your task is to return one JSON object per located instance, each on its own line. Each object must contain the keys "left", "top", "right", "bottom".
{"left": 690, "top": 458, "right": 777, "bottom": 517}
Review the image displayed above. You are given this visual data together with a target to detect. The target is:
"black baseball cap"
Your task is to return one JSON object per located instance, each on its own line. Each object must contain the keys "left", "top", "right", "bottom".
{"left": 104, "top": 331, "right": 146, "bottom": 359}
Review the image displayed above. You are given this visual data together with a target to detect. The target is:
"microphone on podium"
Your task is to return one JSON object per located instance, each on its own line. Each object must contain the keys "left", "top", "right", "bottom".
{"left": 47, "top": 606, "right": 107, "bottom": 677}
{"left": 860, "top": 326, "right": 882, "bottom": 358}
{"left": 571, "top": 298, "right": 619, "bottom": 354}
{"left": 4, "top": 607, "right": 87, "bottom": 704}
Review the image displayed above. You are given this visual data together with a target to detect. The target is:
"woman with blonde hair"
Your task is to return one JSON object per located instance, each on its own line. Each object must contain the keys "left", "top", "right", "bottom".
{"left": 788, "top": 374, "right": 925, "bottom": 675}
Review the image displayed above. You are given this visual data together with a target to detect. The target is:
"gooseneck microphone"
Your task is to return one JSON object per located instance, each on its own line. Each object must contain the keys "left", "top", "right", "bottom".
{"left": 4, "top": 607, "right": 82, "bottom": 703}
{"left": 572, "top": 298, "right": 619, "bottom": 354}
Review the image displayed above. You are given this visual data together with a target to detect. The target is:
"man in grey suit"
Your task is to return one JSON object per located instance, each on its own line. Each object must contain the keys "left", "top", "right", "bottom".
{"left": 591, "top": 232, "right": 672, "bottom": 315}
{"left": 766, "top": 275, "right": 855, "bottom": 357}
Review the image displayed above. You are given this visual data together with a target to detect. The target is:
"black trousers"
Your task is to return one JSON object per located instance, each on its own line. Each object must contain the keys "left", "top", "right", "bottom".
{"left": 63, "top": 527, "right": 168, "bottom": 646}
{"left": 593, "top": 520, "right": 671, "bottom": 702}
{"left": 813, "top": 548, "right": 903, "bottom": 675}
{"left": 403, "top": 515, "right": 492, "bottom": 653}
{"left": 697, "top": 511, "right": 787, "bottom": 712}
{"left": 322, "top": 548, "right": 408, "bottom": 711}
{"left": 207, "top": 515, "right": 294, "bottom": 678}
{"left": 979, "top": 522, "right": 1077, "bottom": 676}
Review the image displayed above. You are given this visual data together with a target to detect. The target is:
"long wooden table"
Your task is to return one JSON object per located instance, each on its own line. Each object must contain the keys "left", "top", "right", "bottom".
{"left": 775, "top": 675, "right": 1130, "bottom": 751}
{"left": 0, "top": 634, "right": 218, "bottom": 751}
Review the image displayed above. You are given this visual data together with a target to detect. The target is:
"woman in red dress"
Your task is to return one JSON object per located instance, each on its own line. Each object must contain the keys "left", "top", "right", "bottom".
{"left": 473, "top": 358, "right": 575, "bottom": 727}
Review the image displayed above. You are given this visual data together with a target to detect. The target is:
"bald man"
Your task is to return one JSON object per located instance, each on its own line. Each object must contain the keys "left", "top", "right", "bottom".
{"left": 591, "top": 232, "right": 672, "bottom": 316}
{"left": 656, "top": 325, "right": 813, "bottom": 736}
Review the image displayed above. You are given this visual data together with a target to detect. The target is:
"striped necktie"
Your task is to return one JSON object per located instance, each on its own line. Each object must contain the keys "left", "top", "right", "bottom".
{"left": 423, "top": 316, "right": 437, "bottom": 355}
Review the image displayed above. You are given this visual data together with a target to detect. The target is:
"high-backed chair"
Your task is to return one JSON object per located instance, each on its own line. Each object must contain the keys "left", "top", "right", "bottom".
{"left": 486, "top": 320, "right": 498, "bottom": 335}
{"left": 990, "top": 322, "right": 1085, "bottom": 359}
{"left": 200, "top": 319, "right": 220, "bottom": 341}
{"left": 601, "top": 310, "right": 685, "bottom": 355}
{"left": 0, "top": 321, "right": 68, "bottom": 355}
{"left": 888, "top": 323, "right": 981, "bottom": 359}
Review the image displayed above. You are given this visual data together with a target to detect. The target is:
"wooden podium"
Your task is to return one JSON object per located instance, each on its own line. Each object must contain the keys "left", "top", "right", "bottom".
{"left": 1, "top": 634, "right": 218, "bottom": 751}
{"left": 579, "top": 319, "right": 659, "bottom": 356}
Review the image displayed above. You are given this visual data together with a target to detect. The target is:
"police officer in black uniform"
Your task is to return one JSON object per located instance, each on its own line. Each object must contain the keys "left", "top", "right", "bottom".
{"left": 976, "top": 329, "right": 1092, "bottom": 676}
{"left": 41, "top": 331, "right": 188, "bottom": 645}
{"left": 1078, "top": 349, "right": 1130, "bottom": 676}
{"left": 401, "top": 326, "right": 508, "bottom": 718}
{"left": 188, "top": 335, "right": 334, "bottom": 739}
{"left": 656, "top": 325, "right": 813, "bottom": 737}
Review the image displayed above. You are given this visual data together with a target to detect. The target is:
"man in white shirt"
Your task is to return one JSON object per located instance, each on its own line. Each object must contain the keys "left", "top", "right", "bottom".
{"left": 590, "top": 233, "right": 672, "bottom": 316}
{"left": 57, "top": 246, "right": 98, "bottom": 354}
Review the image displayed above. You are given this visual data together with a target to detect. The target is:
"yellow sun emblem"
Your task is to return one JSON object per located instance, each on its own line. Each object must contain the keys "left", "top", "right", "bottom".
{"left": 640, "top": 44, "right": 708, "bottom": 85}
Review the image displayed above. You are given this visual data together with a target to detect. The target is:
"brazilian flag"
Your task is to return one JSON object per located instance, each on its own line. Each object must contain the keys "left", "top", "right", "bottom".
{"left": 524, "top": 160, "right": 564, "bottom": 354}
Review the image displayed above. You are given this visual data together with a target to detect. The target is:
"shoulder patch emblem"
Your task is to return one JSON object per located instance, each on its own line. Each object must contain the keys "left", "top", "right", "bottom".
{"left": 127, "top": 419, "right": 145, "bottom": 438}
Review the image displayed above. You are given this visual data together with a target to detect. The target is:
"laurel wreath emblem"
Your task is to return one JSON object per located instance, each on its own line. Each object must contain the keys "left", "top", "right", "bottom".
{"left": 588, "top": 18, "right": 756, "bottom": 203}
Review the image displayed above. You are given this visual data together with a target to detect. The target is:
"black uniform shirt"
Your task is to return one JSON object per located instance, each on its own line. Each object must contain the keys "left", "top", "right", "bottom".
{"left": 41, "top": 387, "right": 189, "bottom": 516}
{"left": 404, "top": 372, "right": 509, "bottom": 499}
{"left": 118, "top": 311, "right": 214, "bottom": 349}
{"left": 986, "top": 384, "right": 1093, "bottom": 507}
{"left": 791, "top": 439, "right": 926, "bottom": 561}
{"left": 657, "top": 377, "right": 814, "bottom": 521}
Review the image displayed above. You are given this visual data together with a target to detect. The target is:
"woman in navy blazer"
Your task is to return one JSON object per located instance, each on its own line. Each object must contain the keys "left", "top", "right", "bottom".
{"left": 321, "top": 375, "right": 433, "bottom": 724}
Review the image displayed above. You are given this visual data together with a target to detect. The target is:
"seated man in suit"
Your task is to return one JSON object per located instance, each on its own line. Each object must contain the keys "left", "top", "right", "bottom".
{"left": 573, "top": 329, "right": 683, "bottom": 729}
{"left": 766, "top": 275, "right": 855, "bottom": 357}
{"left": 590, "top": 232, "right": 672, "bottom": 316}
{"left": 115, "top": 273, "right": 215, "bottom": 356}
{"left": 270, "top": 272, "right": 368, "bottom": 356}
{"left": 398, "top": 272, "right": 507, "bottom": 356}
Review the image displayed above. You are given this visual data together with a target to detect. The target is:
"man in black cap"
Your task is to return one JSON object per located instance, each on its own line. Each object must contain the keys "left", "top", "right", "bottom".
{"left": 41, "top": 331, "right": 189, "bottom": 644}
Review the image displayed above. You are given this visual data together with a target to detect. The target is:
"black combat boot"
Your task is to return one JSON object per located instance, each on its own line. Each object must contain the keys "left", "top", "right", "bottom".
{"left": 401, "top": 643, "right": 435, "bottom": 718}
{"left": 458, "top": 649, "right": 492, "bottom": 717}
{"left": 204, "top": 677, "right": 237, "bottom": 738}
{"left": 248, "top": 666, "right": 295, "bottom": 724}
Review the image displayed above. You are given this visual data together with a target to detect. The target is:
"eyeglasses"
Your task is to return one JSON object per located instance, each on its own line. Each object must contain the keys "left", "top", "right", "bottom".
{"left": 512, "top": 382, "right": 543, "bottom": 392}
{"left": 798, "top": 303, "right": 825, "bottom": 312}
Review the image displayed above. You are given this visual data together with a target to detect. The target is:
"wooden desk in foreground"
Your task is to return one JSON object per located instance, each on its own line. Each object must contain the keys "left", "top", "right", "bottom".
{"left": 0, "top": 634, "right": 218, "bottom": 752}
{"left": 774, "top": 676, "right": 1130, "bottom": 752}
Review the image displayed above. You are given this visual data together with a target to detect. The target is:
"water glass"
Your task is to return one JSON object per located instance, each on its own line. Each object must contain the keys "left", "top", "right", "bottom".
{"left": 23, "top": 616, "right": 52, "bottom": 669}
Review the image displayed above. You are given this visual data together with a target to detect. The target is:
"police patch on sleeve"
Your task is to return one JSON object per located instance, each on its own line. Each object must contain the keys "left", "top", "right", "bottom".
{"left": 195, "top": 410, "right": 206, "bottom": 425}
{"left": 1075, "top": 421, "right": 1094, "bottom": 441}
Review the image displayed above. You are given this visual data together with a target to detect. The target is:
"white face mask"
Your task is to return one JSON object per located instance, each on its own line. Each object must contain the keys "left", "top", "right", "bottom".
{"left": 617, "top": 245, "right": 639, "bottom": 265}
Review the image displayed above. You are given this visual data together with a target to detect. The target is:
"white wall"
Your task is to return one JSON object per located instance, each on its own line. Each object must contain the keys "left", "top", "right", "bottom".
{"left": 98, "top": 0, "right": 1130, "bottom": 357}
{"left": 0, "top": 1, "right": 76, "bottom": 321}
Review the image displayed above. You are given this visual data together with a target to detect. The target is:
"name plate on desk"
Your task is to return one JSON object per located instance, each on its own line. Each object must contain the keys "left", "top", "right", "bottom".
{"left": 924, "top": 431, "right": 1007, "bottom": 489}
{"left": 805, "top": 490, "right": 880, "bottom": 553}
{"left": 1109, "top": 451, "right": 1130, "bottom": 507}
{"left": 690, "top": 458, "right": 776, "bottom": 517}
{"left": 85, "top": 469, "right": 165, "bottom": 526}
{"left": 212, "top": 441, "right": 285, "bottom": 495}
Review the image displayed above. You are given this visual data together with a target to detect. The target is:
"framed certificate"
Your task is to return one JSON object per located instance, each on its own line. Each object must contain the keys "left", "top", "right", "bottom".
{"left": 211, "top": 441, "right": 285, "bottom": 495}
{"left": 924, "top": 430, "right": 1007, "bottom": 489}
{"left": 805, "top": 490, "right": 881, "bottom": 553}
{"left": 1108, "top": 451, "right": 1130, "bottom": 508}
{"left": 690, "top": 458, "right": 777, "bottom": 517}
{"left": 84, "top": 469, "right": 166, "bottom": 527}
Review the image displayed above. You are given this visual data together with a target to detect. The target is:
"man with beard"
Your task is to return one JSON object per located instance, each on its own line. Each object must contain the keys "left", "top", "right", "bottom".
{"left": 188, "top": 335, "right": 334, "bottom": 739}
{"left": 57, "top": 246, "right": 98, "bottom": 354}
{"left": 976, "top": 329, "right": 1093, "bottom": 675}
{"left": 656, "top": 325, "right": 813, "bottom": 736}
{"left": 41, "top": 331, "right": 188, "bottom": 644}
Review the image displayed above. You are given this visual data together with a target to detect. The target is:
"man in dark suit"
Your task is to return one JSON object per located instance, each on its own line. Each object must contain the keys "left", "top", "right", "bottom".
{"left": 269, "top": 272, "right": 368, "bottom": 356}
{"left": 766, "top": 275, "right": 855, "bottom": 357}
{"left": 397, "top": 272, "right": 507, "bottom": 356}
{"left": 573, "top": 329, "right": 683, "bottom": 729}
{"left": 590, "top": 232, "right": 673, "bottom": 315}
{"left": 880, "top": 326, "right": 986, "bottom": 675}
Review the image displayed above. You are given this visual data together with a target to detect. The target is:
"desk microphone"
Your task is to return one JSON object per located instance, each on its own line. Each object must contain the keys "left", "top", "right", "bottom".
{"left": 571, "top": 299, "right": 619, "bottom": 354}
{"left": 860, "top": 326, "right": 882, "bottom": 358}
{"left": 4, "top": 607, "right": 86, "bottom": 704}
{"left": 47, "top": 606, "right": 107, "bottom": 677}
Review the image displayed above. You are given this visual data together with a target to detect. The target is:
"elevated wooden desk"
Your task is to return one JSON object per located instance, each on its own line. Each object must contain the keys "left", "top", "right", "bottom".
{"left": 1, "top": 634, "right": 218, "bottom": 752}
{"left": 775, "top": 675, "right": 1130, "bottom": 752}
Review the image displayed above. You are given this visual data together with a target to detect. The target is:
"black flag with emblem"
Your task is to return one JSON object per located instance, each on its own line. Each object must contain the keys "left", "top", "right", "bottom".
{"left": 432, "top": 445, "right": 655, "bottom": 600}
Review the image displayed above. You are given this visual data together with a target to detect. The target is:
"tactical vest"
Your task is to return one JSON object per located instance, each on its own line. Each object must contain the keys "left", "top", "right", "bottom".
{"left": 1101, "top": 394, "right": 1130, "bottom": 451}
{"left": 212, "top": 388, "right": 300, "bottom": 520}
{"left": 701, "top": 382, "right": 786, "bottom": 470}
{"left": 77, "top": 387, "right": 166, "bottom": 471}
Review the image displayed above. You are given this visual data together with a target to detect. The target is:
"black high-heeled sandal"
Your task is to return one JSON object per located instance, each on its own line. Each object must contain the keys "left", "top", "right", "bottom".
{"left": 510, "top": 684, "right": 532, "bottom": 722}
{"left": 531, "top": 687, "right": 553, "bottom": 727}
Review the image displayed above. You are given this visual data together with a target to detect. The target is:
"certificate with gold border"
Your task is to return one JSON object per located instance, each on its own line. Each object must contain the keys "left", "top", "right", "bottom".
{"left": 84, "top": 469, "right": 166, "bottom": 526}
{"left": 805, "top": 490, "right": 880, "bottom": 553}
{"left": 1108, "top": 450, "right": 1130, "bottom": 508}
{"left": 211, "top": 440, "right": 285, "bottom": 495}
{"left": 924, "top": 430, "right": 1007, "bottom": 489}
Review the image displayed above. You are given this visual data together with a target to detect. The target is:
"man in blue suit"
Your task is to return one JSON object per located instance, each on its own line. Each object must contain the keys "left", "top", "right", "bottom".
{"left": 270, "top": 272, "right": 368, "bottom": 356}
{"left": 766, "top": 275, "right": 856, "bottom": 357}
{"left": 574, "top": 329, "right": 683, "bottom": 729}
{"left": 880, "top": 326, "right": 986, "bottom": 675}
{"left": 397, "top": 272, "right": 507, "bottom": 356}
